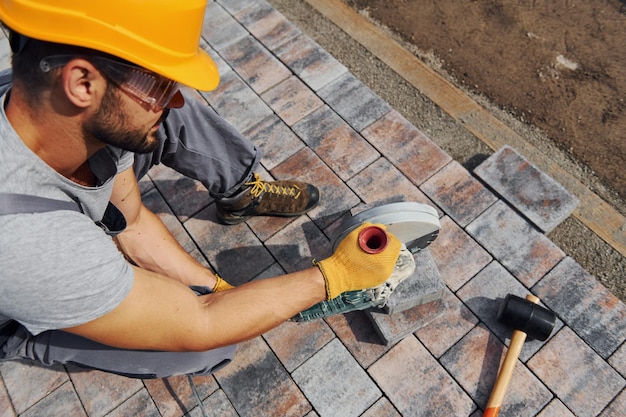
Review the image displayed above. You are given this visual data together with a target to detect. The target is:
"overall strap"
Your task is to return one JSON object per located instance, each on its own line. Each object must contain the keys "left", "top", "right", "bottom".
{"left": 0, "top": 193, "right": 82, "bottom": 216}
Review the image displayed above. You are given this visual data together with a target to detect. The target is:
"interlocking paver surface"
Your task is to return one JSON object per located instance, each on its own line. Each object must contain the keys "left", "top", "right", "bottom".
{"left": 1, "top": 1, "right": 625, "bottom": 416}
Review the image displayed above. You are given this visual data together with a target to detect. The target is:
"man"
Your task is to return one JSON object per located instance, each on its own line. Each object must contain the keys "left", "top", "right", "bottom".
{"left": 0, "top": 0, "right": 402, "bottom": 379}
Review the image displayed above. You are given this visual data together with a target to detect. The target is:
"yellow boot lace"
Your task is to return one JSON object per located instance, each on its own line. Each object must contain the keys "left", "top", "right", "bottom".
{"left": 245, "top": 174, "right": 302, "bottom": 199}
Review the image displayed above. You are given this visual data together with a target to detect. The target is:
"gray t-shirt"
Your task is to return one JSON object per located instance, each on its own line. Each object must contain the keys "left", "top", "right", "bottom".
{"left": 0, "top": 89, "right": 135, "bottom": 335}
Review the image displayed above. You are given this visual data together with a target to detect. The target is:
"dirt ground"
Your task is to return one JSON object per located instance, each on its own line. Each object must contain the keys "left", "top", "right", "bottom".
{"left": 268, "top": 0, "right": 626, "bottom": 301}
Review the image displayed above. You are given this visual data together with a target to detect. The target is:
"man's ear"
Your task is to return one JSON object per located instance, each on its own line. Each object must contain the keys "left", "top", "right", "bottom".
{"left": 61, "top": 59, "right": 105, "bottom": 108}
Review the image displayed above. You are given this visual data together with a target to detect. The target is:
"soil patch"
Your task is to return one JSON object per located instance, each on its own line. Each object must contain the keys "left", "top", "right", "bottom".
{"left": 345, "top": 0, "right": 626, "bottom": 206}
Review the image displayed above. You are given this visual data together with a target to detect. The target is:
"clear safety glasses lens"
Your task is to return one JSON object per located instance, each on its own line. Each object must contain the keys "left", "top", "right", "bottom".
{"left": 40, "top": 55, "right": 180, "bottom": 110}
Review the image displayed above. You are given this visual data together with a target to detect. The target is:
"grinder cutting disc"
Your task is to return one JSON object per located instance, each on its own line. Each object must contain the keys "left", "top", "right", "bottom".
{"left": 332, "top": 202, "right": 441, "bottom": 254}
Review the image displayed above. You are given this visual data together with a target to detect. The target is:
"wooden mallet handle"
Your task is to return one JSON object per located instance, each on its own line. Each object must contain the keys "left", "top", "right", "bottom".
{"left": 483, "top": 294, "right": 540, "bottom": 417}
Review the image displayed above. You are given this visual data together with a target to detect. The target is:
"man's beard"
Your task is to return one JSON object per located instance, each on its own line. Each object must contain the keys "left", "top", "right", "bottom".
{"left": 82, "top": 86, "right": 166, "bottom": 154}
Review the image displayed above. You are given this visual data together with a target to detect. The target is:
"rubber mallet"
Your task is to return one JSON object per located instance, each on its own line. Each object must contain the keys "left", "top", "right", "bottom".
{"left": 483, "top": 294, "right": 556, "bottom": 417}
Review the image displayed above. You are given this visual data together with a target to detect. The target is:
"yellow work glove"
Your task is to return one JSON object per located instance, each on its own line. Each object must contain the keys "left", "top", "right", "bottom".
{"left": 212, "top": 274, "right": 235, "bottom": 292}
{"left": 315, "top": 222, "right": 402, "bottom": 300}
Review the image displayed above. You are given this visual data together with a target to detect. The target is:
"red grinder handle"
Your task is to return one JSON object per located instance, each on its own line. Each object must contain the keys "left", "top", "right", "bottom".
{"left": 358, "top": 226, "right": 388, "bottom": 254}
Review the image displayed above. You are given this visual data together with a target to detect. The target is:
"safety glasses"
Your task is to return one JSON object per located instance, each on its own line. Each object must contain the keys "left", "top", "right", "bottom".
{"left": 40, "top": 55, "right": 181, "bottom": 111}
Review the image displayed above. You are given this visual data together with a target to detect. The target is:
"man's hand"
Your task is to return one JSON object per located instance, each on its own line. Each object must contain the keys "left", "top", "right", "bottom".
{"left": 315, "top": 222, "right": 402, "bottom": 300}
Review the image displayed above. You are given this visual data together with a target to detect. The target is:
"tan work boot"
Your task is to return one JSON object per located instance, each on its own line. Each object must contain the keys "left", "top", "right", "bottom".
{"left": 216, "top": 173, "right": 320, "bottom": 225}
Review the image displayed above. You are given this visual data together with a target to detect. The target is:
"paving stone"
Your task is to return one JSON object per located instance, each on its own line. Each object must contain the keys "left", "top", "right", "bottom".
{"left": 599, "top": 388, "right": 626, "bottom": 417}
{"left": 264, "top": 216, "right": 329, "bottom": 273}
{"left": 0, "top": 377, "right": 16, "bottom": 417}
{"left": 325, "top": 311, "right": 393, "bottom": 368}
{"left": 608, "top": 340, "right": 626, "bottom": 379}
{"left": 233, "top": 1, "right": 302, "bottom": 51}
{"left": 0, "top": 361, "right": 68, "bottom": 414}
{"left": 293, "top": 106, "right": 380, "bottom": 181}
{"left": 346, "top": 158, "right": 435, "bottom": 208}
{"left": 262, "top": 76, "right": 324, "bottom": 126}
{"left": 367, "top": 297, "right": 448, "bottom": 346}
{"left": 0, "top": 35, "right": 10, "bottom": 71}
{"left": 202, "top": 2, "right": 248, "bottom": 51}
{"left": 466, "top": 200, "right": 565, "bottom": 287}
{"left": 195, "top": 389, "right": 239, "bottom": 417}
{"left": 20, "top": 382, "right": 86, "bottom": 417}
{"left": 66, "top": 366, "right": 142, "bottom": 417}
{"left": 143, "top": 374, "right": 218, "bottom": 417}
{"left": 536, "top": 399, "right": 576, "bottom": 417}
{"left": 200, "top": 39, "right": 232, "bottom": 77}
{"left": 457, "top": 261, "right": 563, "bottom": 362}
{"left": 361, "top": 397, "right": 401, "bottom": 417}
{"left": 215, "top": 337, "right": 311, "bottom": 417}
{"left": 318, "top": 73, "right": 391, "bottom": 132}
{"left": 474, "top": 145, "right": 579, "bottom": 233}
{"left": 201, "top": 70, "right": 273, "bottom": 133}
{"left": 147, "top": 164, "right": 211, "bottom": 222}
{"left": 429, "top": 216, "right": 492, "bottom": 291}
{"left": 528, "top": 327, "right": 625, "bottom": 417}
{"left": 440, "top": 325, "right": 552, "bottom": 417}
{"left": 533, "top": 256, "right": 626, "bottom": 359}
{"left": 106, "top": 389, "right": 160, "bottom": 417}
{"left": 216, "top": 0, "right": 257, "bottom": 15}
{"left": 263, "top": 319, "right": 335, "bottom": 372}
{"left": 292, "top": 338, "right": 381, "bottom": 417}
{"left": 361, "top": 110, "right": 452, "bottom": 185}
{"left": 220, "top": 35, "right": 291, "bottom": 94}
{"left": 184, "top": 205, "right": 274, "bottom": 283}
{"left": 369, "top": 336, "right": 475, "bottom": 417}
{"left": 421, "top": 160, "right": 498, "bottom": 227}
{"left": 275, "top": 33, "right": 348, "bottom": 91}
{"left": 383, "top": 249, "right": 446, "bottom": 315}
{"left": 243, "top": 114, "right": 305, "bottom": 171}
{"left": 271, "top": 147, "right": 361, "bottom": 230}
{"left": 414, "top": 288, "right": 479, "bottom": 358}
{"left": 138, "top": 173, "right": 155, "bottom": 195}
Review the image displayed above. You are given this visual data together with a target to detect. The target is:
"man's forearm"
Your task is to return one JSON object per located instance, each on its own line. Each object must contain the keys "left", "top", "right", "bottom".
{"left": 115, "top": 205, "right": 217, "bottom": 288}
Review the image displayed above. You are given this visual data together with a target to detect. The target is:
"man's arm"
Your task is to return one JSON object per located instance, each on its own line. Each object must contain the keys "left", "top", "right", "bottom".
{"left": 110, "top": 166, "right": 217, "bottom": 288}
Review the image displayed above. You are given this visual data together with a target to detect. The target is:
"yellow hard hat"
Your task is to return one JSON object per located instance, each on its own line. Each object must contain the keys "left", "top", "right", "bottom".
{"left": 0, "top": 0, "right": 219, "bottom": 91}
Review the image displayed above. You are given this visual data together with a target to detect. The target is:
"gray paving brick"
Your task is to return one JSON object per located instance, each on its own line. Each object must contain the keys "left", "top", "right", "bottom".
{"left": 233, "top": 1, "right": 302, "bottom": 51}
{"left": 215, "top": 337, "right": 312, "bottom": 417}
{"left": 20, "top": 382, "right": 86, "bottom": 417}
{"left": 536, "top": 399, "right": 576, "bottom": 417}
{"left": 243, "top": 114, "right": 305, "bottom": 171}
{"left": 293, "top": 106, "right": 380, "bottom": 180}
{"left": 599, "top": 389, "right": 626, "bottom": 417}
{"left": 184, "top": 205, "right": 273, "bottom": 283}
{"left": 608, "top": 340, "right": 626, "bottom": 379}
{"left": 275, "top": 33, "right": 348, "bottom": 91}
{"left": 533, "top": 256, "right": 626, "bottom": 359}
{"left": 261, "top": 76, "right": 324, "bottom": 126}
{"left": 466, "top": 200, "right": 565, "bottom": 287}
{"left": 346, "top": 161, "right": 438, "bottom": 220}
{"left": 362, "top": 111, "right": 452, "bottom": 185}
{"left": 421, "top": 160, "right": 498, "bottom": 227}
{"left": 263, "top": 319, "right": 334, "bottom": 373}
{"left": 362, "top": 398, "right": 401, "bottom": 417}
{"left": 325, "top": 311, "right": 393, "bottom": 368}
{"left": 0, "top": 361, "right": 68, "bottom": 415}
{"left": 415, "top": 288, "right": 479, "bottom": 358}
{"left": 105, "top": 389, "right": 160, "bottom": 417}
{"left": 216, "top": 0, "right": 256, "bottom": 15}
{"left": 367, "top": 296, "right": 447, "bottom": 346}
{"left": 440, "top": 325, "right": 551, "bottom": 417}
{"left": 66, "top": 365, "right": 142, "bottom": 417}
{"left": 474, "top": 145, "right": 579, "bottom": 233}
{"left": 319, "top": 73, "right": 392, "bottom": 132}
{"left": 220, "top": 35, "right": 291, "bottom": 94}
{"left": 202, "top": 2, "right": 248, "bottom": 51}
{"left": 144, "top": 374, "right": 218, "bottom": 417}
{"left": 0, "top": 377, "right": 16, "bottom": 417}
{"left": 0, "top": 36, "right": 10, "bottom": 71}
{"left": 528, "top": 327, "right": 625, "bottom": 417}
{"left": 201, "top": 70, "right": 274, "bottom": 133}
{"left": 382, "top": 249, "right": 445, "bottom": 315}
{"left": 292, "top": 338, "right": 381, "bottom": 417}
{"left": 369, "top": 336, "right": 475, "bottom": 417}
{"left": 457, "top": 261, "right": 563, "bottom": 362}
{"left": 192, "top": 389, "right": 239, "bottom": 417}
{"left": 429, "top": 216, "right": 492, "bottom": 291}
